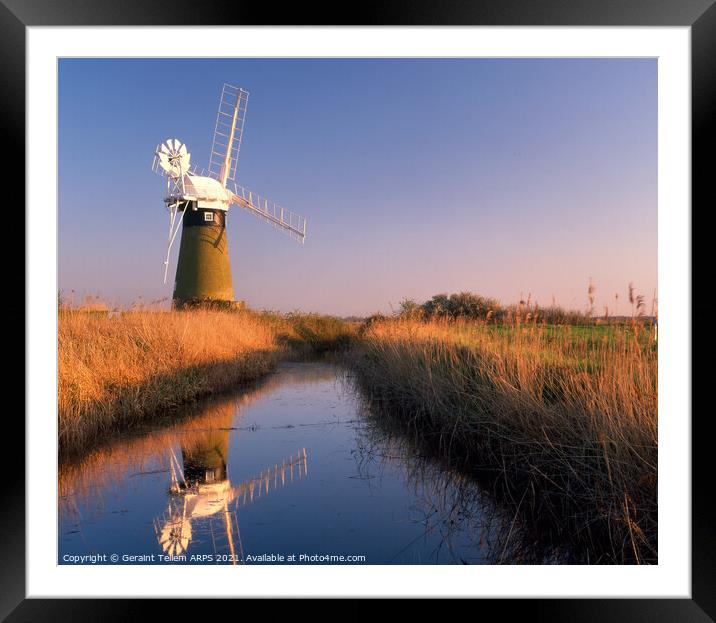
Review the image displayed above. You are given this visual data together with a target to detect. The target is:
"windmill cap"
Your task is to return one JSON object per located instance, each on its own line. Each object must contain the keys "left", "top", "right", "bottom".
{"left": 166, "top": 174, "right": 231, "bottom": 209}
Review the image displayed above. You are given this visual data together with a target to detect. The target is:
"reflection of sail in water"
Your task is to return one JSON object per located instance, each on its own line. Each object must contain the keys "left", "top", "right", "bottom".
{"left": 154, "top": 426, "right": 308, "bottom": 563}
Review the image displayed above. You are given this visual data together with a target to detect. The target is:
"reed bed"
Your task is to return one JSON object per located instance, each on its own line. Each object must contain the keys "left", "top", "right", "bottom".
{"left": 58, "top": 308, "right": 284, "bottom": 456}
{"left": 259, "top": 311, "right": 357, "bottom": 355}
{"left": 349, "top": 318, "right": 657, "bottom": 563}
{"left": 59, "top": 307, "right": 356, "bottom": 457}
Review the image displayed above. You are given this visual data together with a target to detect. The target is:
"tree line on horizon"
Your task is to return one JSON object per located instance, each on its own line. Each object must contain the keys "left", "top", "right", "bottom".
{"left": 391, "top": 289, "right": 654, "bottom": 325}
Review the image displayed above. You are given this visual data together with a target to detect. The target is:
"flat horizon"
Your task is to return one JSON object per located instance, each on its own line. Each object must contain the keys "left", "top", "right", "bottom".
{"left": 59, "top": 58, "right": 657, "bottom": 316}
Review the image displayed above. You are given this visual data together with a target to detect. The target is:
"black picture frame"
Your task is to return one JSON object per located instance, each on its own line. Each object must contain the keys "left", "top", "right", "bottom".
{"left": 6, "top": 0, "right": 713, "bottom": 618}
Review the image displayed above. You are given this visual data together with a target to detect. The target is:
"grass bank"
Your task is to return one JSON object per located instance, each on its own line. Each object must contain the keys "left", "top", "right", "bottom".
{"left": 349, "top": 318, "right": 657, "bottom": 563}
{"left": 260, "top": 311, "right": 358, "bottom": 356}
{"left": 58, "top": 307, "right": 355, "bottom": 457}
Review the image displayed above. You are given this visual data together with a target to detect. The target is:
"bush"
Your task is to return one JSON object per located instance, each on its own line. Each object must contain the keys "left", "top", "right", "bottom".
{"left": 399, "top": 291, "right": 501, "bottom": 321}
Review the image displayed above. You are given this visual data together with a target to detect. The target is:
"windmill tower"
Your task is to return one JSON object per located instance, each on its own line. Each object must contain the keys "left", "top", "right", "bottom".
{"left": 153, "top": 84, "right": 307, "bottom": 308}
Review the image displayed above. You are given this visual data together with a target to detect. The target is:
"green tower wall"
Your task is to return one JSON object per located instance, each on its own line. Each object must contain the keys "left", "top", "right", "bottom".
{"left": 173, "top": 203, "right": 234, "bottom": 306}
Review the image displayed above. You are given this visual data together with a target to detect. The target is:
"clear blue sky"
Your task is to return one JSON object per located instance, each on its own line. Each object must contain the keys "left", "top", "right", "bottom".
{"left": 59, "top": 58, "right": 656, "bottom": 316}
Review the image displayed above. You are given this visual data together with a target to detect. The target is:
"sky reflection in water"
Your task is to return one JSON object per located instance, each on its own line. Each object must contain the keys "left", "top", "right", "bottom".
{"left": 59, "top": 362, "right": 520, "bottom": 565}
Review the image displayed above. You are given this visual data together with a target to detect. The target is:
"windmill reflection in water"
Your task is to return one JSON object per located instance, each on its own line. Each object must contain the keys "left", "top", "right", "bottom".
{"left": 154, "top": 426, "right": 308, "bottom": 564}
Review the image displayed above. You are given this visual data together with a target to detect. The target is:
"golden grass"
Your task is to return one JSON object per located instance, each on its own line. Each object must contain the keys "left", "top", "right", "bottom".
{"left": 349, "top": 317, "right": 657, "bottom": 563}
{"left": 258, "top": 311, "right": 357, "bottom": 355}
{"left": 58, "top": 308, "right": 285, "bottom": 456}
{"left": 59, "top": 307, "right": 357, "bottom": 457}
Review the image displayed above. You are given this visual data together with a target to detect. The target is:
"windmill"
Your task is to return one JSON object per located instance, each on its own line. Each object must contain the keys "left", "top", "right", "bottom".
{"left": 152, "top": 83, "right": 307, "bottom": 308}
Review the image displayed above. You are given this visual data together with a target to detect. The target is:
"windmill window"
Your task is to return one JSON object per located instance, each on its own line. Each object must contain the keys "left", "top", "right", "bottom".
{"left": 204, "top": 212, "right": 214, "bottom": 222}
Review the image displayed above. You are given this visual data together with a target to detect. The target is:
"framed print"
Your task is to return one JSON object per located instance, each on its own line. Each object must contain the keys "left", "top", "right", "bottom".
{"left": 6, "top": 0, "right": 714, "bottom": 617}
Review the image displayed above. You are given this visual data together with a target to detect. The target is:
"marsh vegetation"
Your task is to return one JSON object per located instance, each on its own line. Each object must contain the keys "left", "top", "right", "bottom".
{"left": 58, "top": 287, "right": 657, "bottom": 564}
{"left": 58, "top": 306, "right": 355, "bottom": 457}
{"left": 349, "top": 313, "right": 657, "bottom": 563}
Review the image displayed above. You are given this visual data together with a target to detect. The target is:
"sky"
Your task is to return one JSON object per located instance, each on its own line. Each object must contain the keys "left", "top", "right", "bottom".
{"left": 58, "top": 58, "right": 657, "bottom": 317}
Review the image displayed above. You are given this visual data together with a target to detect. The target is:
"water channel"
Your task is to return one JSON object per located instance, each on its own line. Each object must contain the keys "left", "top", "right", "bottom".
{"left": 59, "top": 362, "right": 537, "bottom": 565}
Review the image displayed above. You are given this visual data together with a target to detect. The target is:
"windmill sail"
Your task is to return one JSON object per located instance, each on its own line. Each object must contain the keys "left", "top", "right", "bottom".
{"left": 208, "top": 83, "right": 249, "bottom": 186}
{"left": 229, "top": 182, "right": 306, "bottom": 243}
